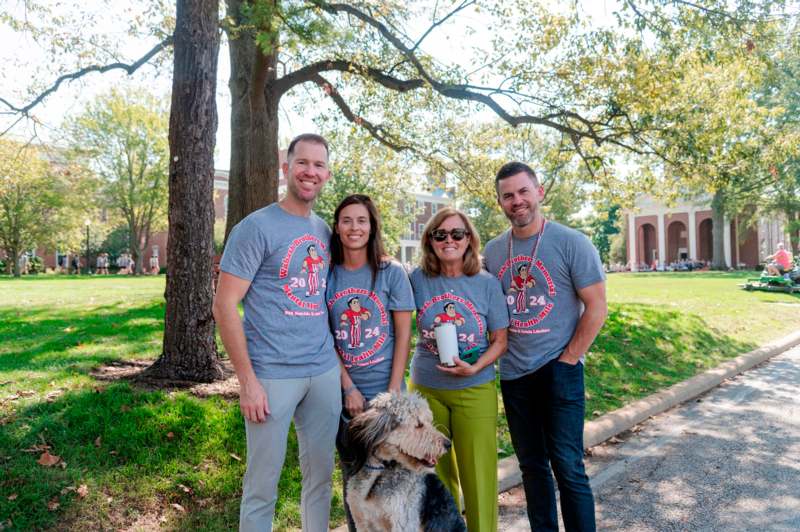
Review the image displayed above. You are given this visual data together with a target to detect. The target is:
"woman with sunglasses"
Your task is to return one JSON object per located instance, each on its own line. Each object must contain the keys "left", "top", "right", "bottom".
{"left": 326, "top": 194, "right": 415, "bottom": 531}
{"left": 409, "top": 206, "right": 509, "bottom": 532}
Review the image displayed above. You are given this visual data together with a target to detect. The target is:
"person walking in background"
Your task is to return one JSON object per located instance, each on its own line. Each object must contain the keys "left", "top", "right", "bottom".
{"left": 213, "top": 134, "right": 340, "bottom": 532}
{"left": 484, "top": 162, "right": 607, "bottom": 532}
{"left": 326, "top": 194, "right": 415, "bottom": 531}
{"left": 409, "top": 207, "right": 509, "bottom": 532}
{"left": 149, "top": 254, "right": 160, "bottom": 275}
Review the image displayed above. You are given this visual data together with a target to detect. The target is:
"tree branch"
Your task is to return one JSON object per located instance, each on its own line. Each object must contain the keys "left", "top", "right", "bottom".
{"left": 272, "top": 59, "right": 424, "bottom": 97}
{"left": 0, "top": 37, "right": 173, "bottom": 117}
{"left": 311, "top": 73, "right": 415, "bottom": 153}
{"left": 410, "top": 0, "right": 476, "bottom": 53}
{"left": 312, "top": 1, "right": 662, "bottom": 158}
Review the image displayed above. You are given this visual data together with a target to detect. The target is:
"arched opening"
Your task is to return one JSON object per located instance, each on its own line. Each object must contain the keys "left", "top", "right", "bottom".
{"left": 698, "top": 219, "right": 713, "bottom": 262}
{"left": 667, "top": 221, "right": 688, "bottom": 264}
{"left": 638, "top": 223, "right": 657, "bottom": 268}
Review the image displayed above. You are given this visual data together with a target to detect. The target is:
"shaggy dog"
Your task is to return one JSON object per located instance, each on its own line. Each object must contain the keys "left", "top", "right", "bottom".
{"left": 345, "top": 391, "right": 466, "bottom": 532}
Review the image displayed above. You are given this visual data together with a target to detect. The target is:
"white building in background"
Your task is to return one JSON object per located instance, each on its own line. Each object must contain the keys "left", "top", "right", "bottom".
{"left": 625, "top": 195, "right": 789, "bottom": 271}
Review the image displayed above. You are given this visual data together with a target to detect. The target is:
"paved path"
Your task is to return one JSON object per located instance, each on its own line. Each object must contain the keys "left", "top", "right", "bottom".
{"left": 499, "top": 344, "right": 800, "bottom": 531}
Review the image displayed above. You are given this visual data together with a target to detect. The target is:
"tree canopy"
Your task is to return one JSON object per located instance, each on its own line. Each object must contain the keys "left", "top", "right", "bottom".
{"left": 65, "top": 88, "right": 170, "bottom": 274}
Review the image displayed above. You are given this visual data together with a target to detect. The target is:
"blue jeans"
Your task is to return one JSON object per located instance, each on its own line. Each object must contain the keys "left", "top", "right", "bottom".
{"left": 500, "top": 358, "right": 595, "bottom": 532}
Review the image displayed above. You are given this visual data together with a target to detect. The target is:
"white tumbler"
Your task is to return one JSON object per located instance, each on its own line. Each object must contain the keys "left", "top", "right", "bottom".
{"left": 434, "top": 322, "right": 458, "bottom": 366}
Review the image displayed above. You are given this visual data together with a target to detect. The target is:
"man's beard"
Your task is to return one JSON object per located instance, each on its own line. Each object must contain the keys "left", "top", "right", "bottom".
{"left": 506, "top": 205, "right": 537, "bottom": 228}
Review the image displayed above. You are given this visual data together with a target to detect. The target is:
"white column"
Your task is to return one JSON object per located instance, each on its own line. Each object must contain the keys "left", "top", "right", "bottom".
{"left": 657, "top": 212, "right": 666, "bottom": 269}
{"left": 628, "top": 213, "right": 637, "bottom": 271}
{"left": 688, "top": 209, "right": 697, "bottom": 260}
{"left": 723, "top": 216, "right": 732, "bottom": 268}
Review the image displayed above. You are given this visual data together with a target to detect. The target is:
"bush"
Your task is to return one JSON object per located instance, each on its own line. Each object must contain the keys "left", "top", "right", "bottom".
{"left": 28, "top": 256, "right": 43, "bottom": 274}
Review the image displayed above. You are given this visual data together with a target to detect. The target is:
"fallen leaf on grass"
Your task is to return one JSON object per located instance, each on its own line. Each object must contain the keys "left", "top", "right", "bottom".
{"left": 7, "top": 494, "right": 17, "bottom": 501}
{"left": 229, "top": 453, "right": 242, "bottom": 461}
{"left": 177, "top": 484, "right": 193, "bottom": 495}
{"left": 77, "top": 484, "right": 89, "bottom": 498}
{"left": 109, "top": 450, "right": 118, "bottom": 455}
{"left": 166, "top": 432, "right": 175, "bottom": 440}
{"left": 171, "top": 503, "right": 186, "bottom": 513}
{"left": 18, "top": 390, "right": 35, "bottom": 397}
{"left": 94, "top": 436, "right": 102, "bottom": 448}
{"left": 61, "top": 486, "right": 76, "bottom": 495}
{"left": 22, "top": 444, "right": 50, "bottom": 453}
{"left": 47, "top": 499, "right": 60, "bottom": 511}
{"left": 120, "top": 405, "right": 131, "bottom": 412}
{"left": 59, "top": 461, "right": 67, "bottom": 469}
{"left": 45, "top": 390, "right": 63, "bottom": 403}
{"left": 37, "top": 451, "right": 61, "bottom": 467}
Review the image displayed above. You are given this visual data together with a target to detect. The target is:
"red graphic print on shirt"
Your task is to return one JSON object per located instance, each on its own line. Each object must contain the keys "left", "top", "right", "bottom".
{"left": 279, "top": 235, "right": 328, "bottom": 310}
{"left": 418, "top": 294, "right": 482, "bottom": 354}
{"left": 497, "top": 256, "right": 556, "bottom": 335}
{"left": 327, "top": 288, "right": 389, "bottom": 367}
{"left": 509, "top": 263, "right": 536, "bottom": 314}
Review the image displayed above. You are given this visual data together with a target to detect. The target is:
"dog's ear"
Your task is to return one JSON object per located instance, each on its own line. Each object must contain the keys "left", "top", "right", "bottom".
{"left": 349, "top": 406, "right": 398, "bottom": 456}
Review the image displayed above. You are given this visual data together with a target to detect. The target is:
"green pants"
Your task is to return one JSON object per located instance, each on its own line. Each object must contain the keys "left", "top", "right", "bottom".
{"left": 410, "top": 380, "right": 498, "bottom": 532}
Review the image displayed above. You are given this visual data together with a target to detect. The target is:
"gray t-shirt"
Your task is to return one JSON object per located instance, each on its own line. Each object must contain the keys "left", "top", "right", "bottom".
{"left": 483, "top": 220, "right": 605, "bottom": 380}
{"left": 220, "top": 203, "right": 337, "bottom": 379}
{"left": 409, "top": 267, "right": 509, "bottom": 390}
{"left": 326, "top": 261, "right": 415, "bottom": 401}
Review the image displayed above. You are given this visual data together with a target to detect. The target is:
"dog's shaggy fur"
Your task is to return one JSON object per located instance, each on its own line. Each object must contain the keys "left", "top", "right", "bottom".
{"left": 345, "top": 391, "right": 466, "bottom": 532}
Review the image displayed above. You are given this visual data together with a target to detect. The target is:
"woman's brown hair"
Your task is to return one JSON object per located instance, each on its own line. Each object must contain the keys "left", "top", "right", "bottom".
{"left": 419, "top": 207, "right": 482, "bottom": 277}
{"left": 330, "top": 194, "right": 388, "bottom": 289}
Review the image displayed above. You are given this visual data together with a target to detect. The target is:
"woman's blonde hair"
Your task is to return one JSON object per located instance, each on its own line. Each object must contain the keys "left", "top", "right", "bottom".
{"left": 419, "top": 207, "right": 482, "bottom": 277}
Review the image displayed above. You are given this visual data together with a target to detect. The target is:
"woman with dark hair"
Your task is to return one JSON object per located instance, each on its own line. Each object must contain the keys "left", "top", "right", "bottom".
{"left": 327, "top": 194, "right": 415, "bottom": 531}
{"left": 409, "top": 206, "right": 509, "bottom": 532}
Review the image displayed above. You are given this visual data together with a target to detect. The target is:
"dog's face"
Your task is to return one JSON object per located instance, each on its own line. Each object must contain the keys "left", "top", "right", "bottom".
{"left": 350, "top": 391, "right": 451, "bottom": 472}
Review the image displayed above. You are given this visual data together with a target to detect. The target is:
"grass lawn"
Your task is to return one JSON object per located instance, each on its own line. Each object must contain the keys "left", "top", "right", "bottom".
{"left": 1, "top": 272, "right": 799, "bottom": 530}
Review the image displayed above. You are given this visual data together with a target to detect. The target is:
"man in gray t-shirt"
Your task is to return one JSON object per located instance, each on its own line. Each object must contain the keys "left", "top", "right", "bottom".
{"left": 213, "top": 134, "right": 341, "bottom": 532}
{"left": 484, "top": 162, "right": 607, "bottom": 532}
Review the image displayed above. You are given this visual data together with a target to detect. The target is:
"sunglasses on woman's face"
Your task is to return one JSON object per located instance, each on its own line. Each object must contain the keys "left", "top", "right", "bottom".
{"left": 430, "top": 228, "right": 470, "bottom": 242}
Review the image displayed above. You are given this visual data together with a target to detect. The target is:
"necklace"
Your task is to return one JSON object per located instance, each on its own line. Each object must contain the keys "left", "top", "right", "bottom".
{"left": 507, "top": 219, "right": 547, "bottom": 288}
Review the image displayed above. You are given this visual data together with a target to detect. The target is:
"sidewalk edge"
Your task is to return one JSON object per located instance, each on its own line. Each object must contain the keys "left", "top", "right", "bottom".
{"left": 497, "top": 328, "right": 800, "bottom": 493}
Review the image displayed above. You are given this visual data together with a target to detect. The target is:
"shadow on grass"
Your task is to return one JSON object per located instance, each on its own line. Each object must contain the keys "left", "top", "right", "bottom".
{"left": 0, "top": 302, "right": 165, "bottom": 380}
{"left": 0, "top": 383, "right": 343, "bottom": 531}
{"left": 585, "top": 302, "right": 757, "bottom": 416}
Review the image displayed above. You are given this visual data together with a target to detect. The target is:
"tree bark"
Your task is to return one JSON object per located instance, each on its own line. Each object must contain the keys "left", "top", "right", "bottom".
{"left": 224, "top": 2, "right": 280, "bottom": 240}
{"left": 711, "top": 188, "right": 727, "bottom": 270}
{"left": 10, "top": 247, "right": 20, "bottom": 277}
{"left": 224, "top": 0, "right": 254, "bottom": 240}
{"left": 144, "top": 0, "right": 223, "bottom": 382}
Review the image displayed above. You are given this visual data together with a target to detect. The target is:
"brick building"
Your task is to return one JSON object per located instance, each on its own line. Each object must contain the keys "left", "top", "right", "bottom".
{"left": 625, "top": 195, "right": 789, "bottom": 271}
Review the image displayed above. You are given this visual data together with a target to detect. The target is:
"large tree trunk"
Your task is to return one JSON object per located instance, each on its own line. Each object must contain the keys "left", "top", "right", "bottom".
{"left": 224, "top": 0, "right": 254, "bottom": 240}
{"left": 144, "top": 0, "right": 223, "bottom": 382}
{"left": 711, "top": 188, "right": 727, "bottom": 270}
{"left": 224, "top": 2, "right": 281, "bottom": 240}
{"left": 10, "top": 247, "right": 20, "bottom": 278}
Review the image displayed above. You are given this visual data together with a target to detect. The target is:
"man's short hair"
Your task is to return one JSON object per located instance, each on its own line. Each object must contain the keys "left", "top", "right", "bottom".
{"left": 495, "top": 161, "right": 539, "bottom": 191}
{"left": 287, "top": 133, "right": 329, "bottom": 160}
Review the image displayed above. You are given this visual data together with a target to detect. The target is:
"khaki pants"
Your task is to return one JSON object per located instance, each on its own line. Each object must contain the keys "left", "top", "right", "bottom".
{"left": 239, "top": 365, "right": 341, "bottom": 532}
